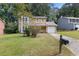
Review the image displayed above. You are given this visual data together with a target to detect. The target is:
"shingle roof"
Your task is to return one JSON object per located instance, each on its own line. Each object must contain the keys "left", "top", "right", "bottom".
{"left": 64, "top": 17, "right": 79, "bottom": 19}
{"left": 46, "top": 22, "right": 57, "bottom": 26}
{"left": 29, "top": 21, "right": 57, "bottom": 26}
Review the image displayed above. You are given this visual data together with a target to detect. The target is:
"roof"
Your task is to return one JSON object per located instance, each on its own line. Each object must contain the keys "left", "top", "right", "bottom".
{"left": 29, "top": 21, "right": 57, "bottom": 26}
{"left": 62, "top": 17, "right": 79, "bottom": 19}
{"left": 33, "top": 16, "right": 47, "bottom": 19}
{"left": 46, "top": 22, "right": 57, "bottom": 26}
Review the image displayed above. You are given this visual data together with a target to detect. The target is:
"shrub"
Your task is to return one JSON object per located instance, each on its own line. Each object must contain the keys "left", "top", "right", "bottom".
{"left": 23, "top": 26, "right": 38, "bottom": 37}
{"left": 24, "top": 27, "right": 31, "bottom": 37}
{"left": 31, "top": 28, "right": 38, "bottom": 37}
{"left": 4, "top": 22, "right": 18, "bottom": 34}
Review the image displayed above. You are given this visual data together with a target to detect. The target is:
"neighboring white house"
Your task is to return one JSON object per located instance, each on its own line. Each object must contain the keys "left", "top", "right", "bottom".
{"left": 18, "top": 16, "right": 57, "bottom": 33}
{"left": 58, "top": 17, "right": 79, "bottom": 30}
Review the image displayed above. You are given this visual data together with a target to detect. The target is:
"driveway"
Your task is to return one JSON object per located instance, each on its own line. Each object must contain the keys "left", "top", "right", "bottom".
{"left": 50, "top": 33, "right": 79, "bottom": 56}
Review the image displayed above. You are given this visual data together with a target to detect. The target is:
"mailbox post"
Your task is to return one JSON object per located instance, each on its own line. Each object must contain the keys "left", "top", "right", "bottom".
{"left": 59, "top": 35, "right": 63, "bottom": 54}
{"left": 59, "top": 35, "right": 69, "bottom": 54}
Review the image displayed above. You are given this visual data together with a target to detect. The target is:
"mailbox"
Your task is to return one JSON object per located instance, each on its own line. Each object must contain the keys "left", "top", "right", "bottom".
{"left": 59, "top": 35, "right": 69, "bottom": 54}
{"left": 62, "top": 39, "right": 69, "bottom": 45}
{"left": 60, "top": 35, "right": 69, "bottom": 45}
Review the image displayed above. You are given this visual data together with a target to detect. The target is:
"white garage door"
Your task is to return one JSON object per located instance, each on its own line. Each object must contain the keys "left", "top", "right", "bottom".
{"left": 46, "top": 27, "right": 56, "bottom": 33}
{"left": 75, "top": 25, "right": 79, "bottom": 28}
{"left": 75, "top": 25, "right": 79, "bottom": 30}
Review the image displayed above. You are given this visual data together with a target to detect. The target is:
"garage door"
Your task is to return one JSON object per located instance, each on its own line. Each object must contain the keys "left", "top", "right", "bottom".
{"left": 75, "top": 25, "right": 79, "bottom": 30}
{"left": 75, "top": 25, "right": 79, "bottom": 28}
{"left": 46, "top": 27, "right": 56, "bottom": 33}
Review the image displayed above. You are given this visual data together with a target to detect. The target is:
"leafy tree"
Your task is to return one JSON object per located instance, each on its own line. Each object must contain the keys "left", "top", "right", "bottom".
{"left": 0, "top": 3, "right": 32, "bottom": 23}
{"left": 47, "top": 4, "right": 59, "bottom": 23}
{"left": 0, "top": 3, "right": 32, "bottom": 33}
{"left": 59, "top": 3, "right": 79, "bottom": 17}
{"left": 0, "top": 4, "right": 17, "bottom": 24}
{"left": 28, "top": 3, "right": 50, "bottom": 16}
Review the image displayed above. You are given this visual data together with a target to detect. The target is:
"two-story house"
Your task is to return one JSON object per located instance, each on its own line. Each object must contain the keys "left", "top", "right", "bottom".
{"left": 58, "top": 17, "right": 79, "bottom": 30}
{"left": 18, "top": 16, "right": 57, "bottom": 33}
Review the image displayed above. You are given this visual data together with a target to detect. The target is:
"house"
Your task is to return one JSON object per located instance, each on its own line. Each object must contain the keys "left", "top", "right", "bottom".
{"left": 58, "top": 17, "right": 79, "bottom": 30}
{"left": 0, "top": 18, "right": 5, "bottom": 34}
{"left": 18, "top": 16, "right": 57, "bottom": 33}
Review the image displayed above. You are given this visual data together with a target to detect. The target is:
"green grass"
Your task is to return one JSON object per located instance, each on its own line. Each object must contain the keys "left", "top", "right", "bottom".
{"left": 0, "top": 33, "right": 73, "bottom": 56}
{"left": 58, "top": 31, "right": 79, "bottom": 39}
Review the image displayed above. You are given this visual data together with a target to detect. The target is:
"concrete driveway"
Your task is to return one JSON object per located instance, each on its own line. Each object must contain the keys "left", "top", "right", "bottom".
{"left": 50, "top": 33, "right": 79, "bottom": 56}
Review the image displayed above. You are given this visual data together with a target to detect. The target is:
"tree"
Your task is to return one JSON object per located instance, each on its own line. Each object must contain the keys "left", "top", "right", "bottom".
{"left": 47, "top": 4, "right": 59, "bottom": 23}
{"left": 59, "top": 3, "right": 79, "bottom": 17}
{"left": 48, "top": 7, "right": 59, "bottom": 23}
{"left": 0, "top": 3, "right": 32, "bottom": 23}
{"left": 0, "top": 3, "right": 33, "bottom": 34}
{"left": 0, "top": 4, "right": 17, "bottom": 24}
{"left": 28, "top": 3, "right": 50, "bottom": 16}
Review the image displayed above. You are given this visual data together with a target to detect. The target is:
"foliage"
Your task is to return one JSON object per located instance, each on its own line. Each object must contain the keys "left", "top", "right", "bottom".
{"left": 0, "top": 3, "right": 56, "bottom": 23}
{"left": 0, "top": 4, "right": 17, "bottom": 24}
{"left": 47, "top": 4, "right": 59, "bottom": 23}
{"left": 31, "top": 28, "right": 38, "bottom": 37}
{"left": 0, "top": 3, "right": 33, "bottom": 34}
{"left": 28, "top": 3, "right": 59, "bottom": 23}
{"left": 4, "top": 22, "right": 18, "bottom": 34}
{"left": 59, "top": 3, "right": 79, "bottom": 17}
{"left": 48, "top": 7, "right": 59, "bottom": 23}
{"left": 0, "top": 3, "right": 58, "bottom": 34}
{"left": 28, "top": 3, "right": 50, "bottom": 16}
{"left": 23, "top": 27, "right": 31, "bottom": 37}
{"left": 23, "top": 26, "right": 38, "bottom": 38}
{"left": 13, "top": 4, "right": 32, "bottom": 18}
{"left": 0, "top": 3, "right": 33, "bottom": 23}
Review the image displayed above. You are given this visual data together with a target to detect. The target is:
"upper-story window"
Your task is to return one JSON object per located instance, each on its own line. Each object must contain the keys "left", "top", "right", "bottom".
{"left": 36, "top": 19, "right": 39, "bottom": 22}
{"left": 76, "top": 19, "right": 78, "bottom": 22}
{"left": 23, "top": 17, "right": 27, "bottom": 21}
{"left": 77, "top": 19, "right": 79, "bottom": 22}
{"left": 41, "top": 19, "right": 43, "bottom": 22}
{"left": 70, "top": 19, "right": 73, "bottom": 22}
{"left": 70, "top": 19, "right": 79, "bottom": 23}
{"left": 43, "top": 19, "right": 46, "bottom": 22}
{"left": 73, "top": 19, "right": 75, "bottom": 22}
{"left": 36, "top": 19, "right": 42, "bottom": 22}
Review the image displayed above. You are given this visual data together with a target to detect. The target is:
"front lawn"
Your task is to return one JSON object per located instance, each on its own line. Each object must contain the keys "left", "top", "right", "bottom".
{"left": 58, "top": 31, "right": 79, "bottom": 39}
{"left": 0, "top": 33, "right": 73, "bottom": 56}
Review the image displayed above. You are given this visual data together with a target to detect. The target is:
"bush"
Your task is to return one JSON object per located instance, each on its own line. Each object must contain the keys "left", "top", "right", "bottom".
{"left": 23, "top": 27, "right": 38, "bottom": 37}
{"left": 31, "top": 28, "right": 38, "bottom": 37}
{"left": 24, "top": 27, "right": 31, "bottom": 37}
{"left": 4, "top": 22, "right": 18, "bottom": 34}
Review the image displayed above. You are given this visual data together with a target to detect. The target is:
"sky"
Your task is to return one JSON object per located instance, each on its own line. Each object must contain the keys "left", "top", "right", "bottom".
{"left": 53, "top": 3, "right": 65, "bottom": 9}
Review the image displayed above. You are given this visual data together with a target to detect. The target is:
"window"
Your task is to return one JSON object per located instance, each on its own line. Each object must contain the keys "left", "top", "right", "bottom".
{"left": 76, "top": 19, "right": 78, "bottom": 23}
{"left": 72, "top": 19, "right": 75, "bottom": 22}
{"left": 78, "top": 19, "right": 79, "bottom": 22}
{"left": 70, "top": 19, "right": 79, "bottom": 23}
{"left": 24, "top": 17, "right": 27, "bottom": 21}
{"left": 70, "top": 19, "right": 72, "bottom": 22}
{"left": 77, "top": 19, "right": 79, "bottom": 23}
{"left": 70, "top": 19, "right": 73, "bottom": 22}
{"left": 36, "top": 19, "right": 39, "bottom": 22}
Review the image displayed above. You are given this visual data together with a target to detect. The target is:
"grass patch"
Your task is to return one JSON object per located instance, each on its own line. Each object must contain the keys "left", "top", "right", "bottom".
{"left": 58, "top": 31, "right": 79, "bottom": 39}
{"left": 0, "top": 33, "right": 73, "bottom": 56}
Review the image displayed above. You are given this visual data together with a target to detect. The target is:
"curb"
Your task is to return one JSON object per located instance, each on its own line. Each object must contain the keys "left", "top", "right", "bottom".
{"left": 64, "top": 45, "right": 76, "bottom": 56}
{"left": 50, "top": 33, "right": 77, "bottom": 56}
